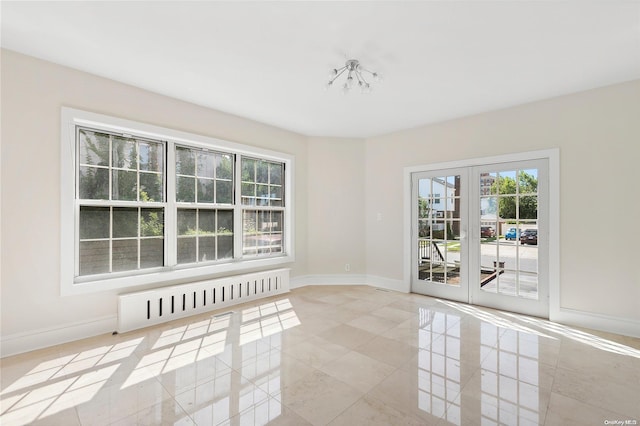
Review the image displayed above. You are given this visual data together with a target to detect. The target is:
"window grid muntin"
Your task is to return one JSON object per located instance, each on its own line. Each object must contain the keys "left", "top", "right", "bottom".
{"left": 241, "top": 157, "right": 284, "bottom": 207}
{"left": 242, "top": 208, "right": 285, "bottom": 257}
{"left": 174, "top": 145, "right": 236, "bottom": 266}
{"left": 73, "top": 122, "right": 289, "bottom": 283}
{"left": 78, "top": 206, "right": 165, "bottom": 276}
{"left": 175, "top": 145, "right": 234, "bottom": 205}
{"left": 480, "top": 168, "right": 539, "bottom": 298}
{"left": 418, "top": 176, "right": 461, "bottom": 285}
{"left": 76, "top": 127, "right": 168, "bottom": 278}
{"left": 77, "top": 127, "right": 166, "bottom": 203}
{"left": 176, "top": 207, "right": 234, "bottom": 265}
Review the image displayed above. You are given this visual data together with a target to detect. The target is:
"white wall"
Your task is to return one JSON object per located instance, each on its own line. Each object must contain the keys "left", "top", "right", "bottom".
{"left": 2, "top": 48, "right": 639, "bottom": 356}
{"left": 365, "top": 79, "right": 640, "bottom": 323}
{"left": 0, "top": 50, "right": 309, "bottom": 354}
{"left": 306, "top": 137, "right": 366, "bottom": 276}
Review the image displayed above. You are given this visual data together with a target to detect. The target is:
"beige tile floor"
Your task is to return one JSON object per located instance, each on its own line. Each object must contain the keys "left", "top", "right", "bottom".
{"left": 1, "top": 285, "right": 639, "bottom": 426}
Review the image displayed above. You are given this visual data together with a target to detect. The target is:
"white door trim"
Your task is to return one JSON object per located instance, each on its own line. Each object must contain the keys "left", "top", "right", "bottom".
{"left": 469, "top": 158, "right": 549, "bottom": 317}
{"left": 404, "top": 149, "right": 559, "bottom": 318}
{"left": 410, "top": 168, "right": 470, "bottom": 302}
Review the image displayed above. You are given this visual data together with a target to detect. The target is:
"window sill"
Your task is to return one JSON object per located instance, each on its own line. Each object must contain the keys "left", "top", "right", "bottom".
{"left": 62, "top": 254, "right": 294, "bottom": 296}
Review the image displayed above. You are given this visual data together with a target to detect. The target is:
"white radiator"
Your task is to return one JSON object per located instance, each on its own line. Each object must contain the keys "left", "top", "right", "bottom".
{"left": 117, "top": 268, "right": 290, "bottom": 333}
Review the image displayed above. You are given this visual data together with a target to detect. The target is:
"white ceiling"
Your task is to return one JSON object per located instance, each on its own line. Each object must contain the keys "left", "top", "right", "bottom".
{"left": 2, "top": 1, "right": 639, "bottom": 138}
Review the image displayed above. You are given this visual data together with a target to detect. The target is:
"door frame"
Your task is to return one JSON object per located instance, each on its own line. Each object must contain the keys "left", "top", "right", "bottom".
{"left": 410, "top": 167, "right": 470, "bottom": 303}
{"left": 469, "top": 158, "right": 549, "bottom": 317}
{"left": 404, "top": 149, "right": 559, "bottom": 318}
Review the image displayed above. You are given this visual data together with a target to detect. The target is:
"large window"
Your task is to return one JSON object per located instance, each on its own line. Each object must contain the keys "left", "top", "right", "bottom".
{"left": 61, "top": 108, "right": 293, "bottom": 295}
{"left": 77, "top": 129, "right": 166, "bottom": 276}
{"left": 175, "top": 146, "right": 235, "bottom": 265}
{"left": 241, "top": 158, "right": 285, "bottom": 256}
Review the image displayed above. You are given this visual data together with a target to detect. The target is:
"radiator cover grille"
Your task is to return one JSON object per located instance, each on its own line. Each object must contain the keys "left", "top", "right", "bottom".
{"left": 117, "top": 268, "right": 290, "bottom": 333}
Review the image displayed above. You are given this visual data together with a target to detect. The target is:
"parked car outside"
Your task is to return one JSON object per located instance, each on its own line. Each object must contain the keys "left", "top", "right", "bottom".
{"left": 520, "top": 229, "right": 538, "bottom": 245}
{"left": 481, "top": 226, "right": 495, "bottom": 238}
{"left": 505, "top": 227, "right": 521, "bottom": 240}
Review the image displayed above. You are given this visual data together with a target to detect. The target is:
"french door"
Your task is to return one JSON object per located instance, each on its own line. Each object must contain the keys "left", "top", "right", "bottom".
{"left": 411, "top": 159, "right": 549, "bottom": 318}
{"left": 411, "top": 168, "right": 470, "bottom": 303}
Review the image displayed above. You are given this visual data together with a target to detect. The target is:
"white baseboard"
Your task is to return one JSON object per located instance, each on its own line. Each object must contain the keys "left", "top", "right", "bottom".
{"left": 291, "top": 274, "right": 368, "bottom": 288}
{"left": 4, "top": 279, "right": 638, "bottom": 359}
{"left": 290, "top": 274, "right": 408, "bottom": 293}
{"left": 366, "top": 275, "right": 410, "bottom": 293}
{"left": 1, "top": 315, "right": 117, "bottom": 358}
{"left": 551, "top": 307, "right": 640, "bottom": 339}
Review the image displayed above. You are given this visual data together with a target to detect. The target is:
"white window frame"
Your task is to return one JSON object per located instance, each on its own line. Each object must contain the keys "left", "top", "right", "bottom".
{"left": 61, "top": 107, "right": 294, "bottom": 296}
{"left": 403, "top": 149, "right": 559, "bottom": 316}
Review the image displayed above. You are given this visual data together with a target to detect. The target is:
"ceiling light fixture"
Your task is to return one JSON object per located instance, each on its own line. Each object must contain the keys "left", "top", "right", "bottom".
{"left": 326, "top": 59, "right": 381, "bottom": 94}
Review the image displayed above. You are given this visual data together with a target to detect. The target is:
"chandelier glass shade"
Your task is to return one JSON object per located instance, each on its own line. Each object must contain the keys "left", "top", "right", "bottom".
{"left": 326, "top": 59, "right": 380, "bottom": 94}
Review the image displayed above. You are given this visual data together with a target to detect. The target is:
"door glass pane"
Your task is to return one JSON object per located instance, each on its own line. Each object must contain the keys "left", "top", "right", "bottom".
{"left": 417, "top": 175, "right": 462, "bottom": 287}
{"left": 448, "top": 198, "right": 461, "bottom": 219}
{"left": 448, "top": 219, "right": 461, "bottom": 239}
{"left": 480, "top": 234, "right": 499, "bottom": 293}
{"left": 519, "top": 169, "right": 538, "bottom": 195}
{"left": 431, "top": 240, "right": 446, "bottom": 283}
{"left": 444, "top": 242, "right": 460, "bottom": 285}
{"left": 480, "top": 168, "right": 539, "bottom": 299}
{"left": 519, "top": 220, "right": 538, "bottom": 299}
{"left": 480, "top": 191, "right": 498, "bottom": 294}
{"left": 433, "top": 219, "right": 446, "bottom": 239}
{"left": 499, "top": 196, "right": 517, "bottom": 220}
{"left": 480, "top": 172, "right": 498, "bottom": 195}
{"left": 497, "top": 171, "right": 517, "bottom": 194}
{"left": 446, "top": 175, "right": 458, "bottom": 196}
{"left": 519, "top": 195, "right": 538, "bottom": 220}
